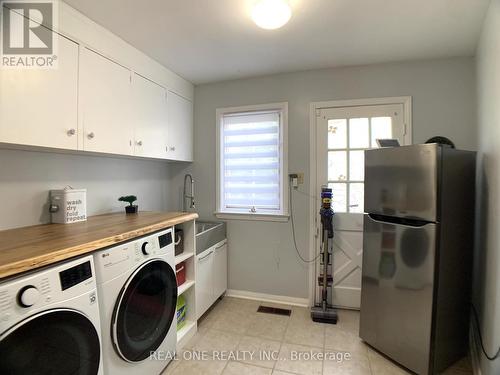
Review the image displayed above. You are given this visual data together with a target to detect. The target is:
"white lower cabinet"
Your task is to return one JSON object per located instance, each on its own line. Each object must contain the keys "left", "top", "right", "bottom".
{"left": 213, "top": 242, "right": 228, "bottom": 299}
{"left": 195, "top": 240, "right": 227, "bottom": 319}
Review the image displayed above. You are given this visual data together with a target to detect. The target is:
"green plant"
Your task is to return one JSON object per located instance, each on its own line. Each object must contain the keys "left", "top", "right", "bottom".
{"left": 118, "top": 195, "right": 137, "bottom": 207}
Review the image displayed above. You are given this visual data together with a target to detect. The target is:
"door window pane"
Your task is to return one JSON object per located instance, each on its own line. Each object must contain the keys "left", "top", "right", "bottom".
{"left": 328, "top": 119, "right": 347, "bottom": 149}
{"left": 371, "top": 117, "right": 392, "bottom": 147}
{"left": 328, "top": 183, "right": 347, "bottom": 213}
{"left": 349, "top": 118, "right": 369, "bottom": 148}
{"left": 328, "top": 151, "right": 347, "bottom": 181}
{"left": 349, "top": 150, "right": 365, "bottom": 181}
{"left": 349, "top": 183, "right": 364, "bottom": 213}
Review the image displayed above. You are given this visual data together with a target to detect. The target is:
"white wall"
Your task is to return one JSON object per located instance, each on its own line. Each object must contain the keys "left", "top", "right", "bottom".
{"left": 191, "top": 57, "right": 476, "bottom": 299}
{"left": 0, "top": 148, "right": 181, "bottom": 230}
{"left": 474, "top": 0, "right": 500, "bottom": 373}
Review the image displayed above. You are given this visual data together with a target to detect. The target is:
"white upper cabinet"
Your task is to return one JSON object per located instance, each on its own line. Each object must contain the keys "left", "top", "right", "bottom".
{"left": 167, "top": 91, "right": 193, "bottom": 161}
{"left": 79, "top": 48, "right": 134, "bottom": 156}
{"left": 131, "top": 74, "right": 169, "bottom": 159}
{"left": 0, "top": 34, "right": 78, "bottom": 150}
{"left": 0, "top": 4, "right": 194, "bottom": 161}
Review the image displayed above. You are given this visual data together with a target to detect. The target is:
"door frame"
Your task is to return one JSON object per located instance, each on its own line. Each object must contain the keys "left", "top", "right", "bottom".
{"left": 307, "top": 96, "right": 412, "bottom": 306}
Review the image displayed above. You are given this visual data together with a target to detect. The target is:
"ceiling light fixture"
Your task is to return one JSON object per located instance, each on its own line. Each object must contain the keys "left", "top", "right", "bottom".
{"left": 251, "top": 0, "right": 292, "bottom": 30}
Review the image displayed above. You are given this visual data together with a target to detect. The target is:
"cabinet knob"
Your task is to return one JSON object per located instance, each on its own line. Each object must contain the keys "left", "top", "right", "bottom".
{"left": 170, "top": 146, "right": 176, "bottom": 151}
{"left": 67, "top": 128, "right": 76, "bottom": 136}
{"left": 136, "top": 140, "right": 143, "bottom": 146}
{"left": 87, "top": 132, "right": 95, "bottom": 139}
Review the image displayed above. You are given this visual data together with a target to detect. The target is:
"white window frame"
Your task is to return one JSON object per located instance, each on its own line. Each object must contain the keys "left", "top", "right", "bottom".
{"left": 215, "top": 102, "right": 289, "bottom": 222}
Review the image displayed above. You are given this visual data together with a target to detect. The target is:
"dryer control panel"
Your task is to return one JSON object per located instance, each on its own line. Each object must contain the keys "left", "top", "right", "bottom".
{"left": 93, "top": 227, "right": 174, "bottom": 283}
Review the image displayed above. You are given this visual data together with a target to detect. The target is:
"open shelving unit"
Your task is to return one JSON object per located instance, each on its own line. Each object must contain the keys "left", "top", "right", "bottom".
{"left": 178, "top": 279, "right": 195, "bottom": 296}
{"left": 174, "top": 219, "right": 197, "bottom": 349}
{"left": 175, "top": 251, "right": 194, "bottom": 265}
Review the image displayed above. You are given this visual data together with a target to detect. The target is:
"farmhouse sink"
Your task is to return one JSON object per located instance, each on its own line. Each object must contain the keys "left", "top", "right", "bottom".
{"left": 195, "top": 220, "right": 226, "bottom": 254}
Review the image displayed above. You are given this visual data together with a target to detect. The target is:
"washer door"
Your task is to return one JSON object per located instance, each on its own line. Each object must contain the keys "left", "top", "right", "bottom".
{"left": 112, "top": 259, "right": 177, "bottom": 362}
{"left": 0, "top": 309, "right": 101, "bottom": 375}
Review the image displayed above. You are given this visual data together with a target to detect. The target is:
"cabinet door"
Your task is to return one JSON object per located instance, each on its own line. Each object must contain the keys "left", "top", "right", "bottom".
{"left": 195, "top": 248, "right": 214, "bottom": 319}
{"left": 132, "top": 74, "right": 168, "bottom": 158}
{"left": 80, "top": 48, "right": 133, "bottom": 155}
{"left": 167, "top": 91, "right": 193, "bottom": 161}
{"left": 0, "top": 34, "right": 78, "bottom": 150}
{"left": 213, "top": 241, "right": 227, "bottom": 299}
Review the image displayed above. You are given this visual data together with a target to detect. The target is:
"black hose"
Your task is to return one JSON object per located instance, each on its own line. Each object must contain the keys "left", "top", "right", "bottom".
{"left": 471, "top": 302, "right": 500, "bottom": 361}
{"left": 289, "top": 183, "right": 320, "bottom": 263}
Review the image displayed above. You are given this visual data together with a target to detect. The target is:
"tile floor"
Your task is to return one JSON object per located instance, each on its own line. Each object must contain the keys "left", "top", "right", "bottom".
{"left": 162, "top": 297, "right": 472, "bottom": 375}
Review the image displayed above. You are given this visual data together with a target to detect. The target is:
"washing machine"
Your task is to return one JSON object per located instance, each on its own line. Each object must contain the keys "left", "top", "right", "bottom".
{"left": 0, "top": 255, "right": 102, "bottom": 374}
{"left": 93, "top": 227, "right": 178, "bottom": 375}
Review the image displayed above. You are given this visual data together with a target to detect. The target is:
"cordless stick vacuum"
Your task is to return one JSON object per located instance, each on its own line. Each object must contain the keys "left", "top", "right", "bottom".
{"left": 311, "top": 186, "right": 338, "bottom": 324}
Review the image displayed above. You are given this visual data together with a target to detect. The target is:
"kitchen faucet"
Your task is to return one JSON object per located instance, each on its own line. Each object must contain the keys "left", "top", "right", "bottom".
{"left": 183, "top": 174, "right": 195, "bottom": 211}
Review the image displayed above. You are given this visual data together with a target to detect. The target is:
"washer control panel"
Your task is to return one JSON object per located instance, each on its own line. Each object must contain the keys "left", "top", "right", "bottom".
{"left": 0, "top": 255, "right": 96, "bottom": 328}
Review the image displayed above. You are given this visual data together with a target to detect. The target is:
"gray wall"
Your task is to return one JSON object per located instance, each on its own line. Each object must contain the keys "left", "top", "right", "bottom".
{"left": 192, "top": 57, "right": 477, "bottom": 300}
{"left": 0, "top": 148, "right": 180, "bottom": 230}
{"left": 474, "top": 1, "right": 500, "bottom": 374}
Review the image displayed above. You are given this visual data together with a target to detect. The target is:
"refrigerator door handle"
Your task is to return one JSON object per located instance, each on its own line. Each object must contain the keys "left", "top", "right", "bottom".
{"left": 367, "top": 213, "right": 434, "bottom": 228}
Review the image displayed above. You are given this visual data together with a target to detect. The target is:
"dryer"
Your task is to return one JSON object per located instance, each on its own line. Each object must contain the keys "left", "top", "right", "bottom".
{"left": 94, "top": 227, "right": 178, "bottom": 375}
{"left": 0, "top": 255, "right": 102, "bottom": 374}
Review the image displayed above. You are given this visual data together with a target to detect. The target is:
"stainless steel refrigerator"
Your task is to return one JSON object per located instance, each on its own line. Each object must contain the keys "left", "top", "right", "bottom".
{"left": 359, "top": 144, "right": 476, "bottom": 375}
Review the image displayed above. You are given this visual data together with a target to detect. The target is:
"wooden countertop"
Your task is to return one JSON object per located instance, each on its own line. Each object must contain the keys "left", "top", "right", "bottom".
{"left": 0, "top": 211, "right": 198, "bottom": 280}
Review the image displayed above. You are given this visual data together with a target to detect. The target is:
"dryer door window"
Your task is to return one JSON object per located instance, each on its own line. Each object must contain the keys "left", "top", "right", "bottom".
{"left": 0, "top": 309, "right": 101, "bottom": 374}
{"left": 113, "top": 259, "right": 178, "bottom": 362}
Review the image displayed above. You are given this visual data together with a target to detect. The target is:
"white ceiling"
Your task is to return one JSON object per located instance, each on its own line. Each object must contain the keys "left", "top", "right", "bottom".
{"left": 62, "top": 0, "right": 490, "bottom": 84}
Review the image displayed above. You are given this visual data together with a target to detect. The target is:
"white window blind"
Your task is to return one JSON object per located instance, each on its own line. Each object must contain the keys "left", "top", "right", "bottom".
{"left": 220, "top": 110, "right": 283, "bottom": 214}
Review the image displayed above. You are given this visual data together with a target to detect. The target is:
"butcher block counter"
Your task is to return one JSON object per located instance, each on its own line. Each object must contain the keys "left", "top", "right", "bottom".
{"left": 0, "top": 211, "right": 198, "bottom": 280}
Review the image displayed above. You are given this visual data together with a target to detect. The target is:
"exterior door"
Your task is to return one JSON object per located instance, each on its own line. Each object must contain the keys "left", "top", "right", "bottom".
{"left": 315, "top": 103, "right": 408, "bottom": 308}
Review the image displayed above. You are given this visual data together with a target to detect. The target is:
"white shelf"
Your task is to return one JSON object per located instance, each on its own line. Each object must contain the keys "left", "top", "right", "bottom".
{"left": 178, "top": 280, "right": 195, "bottom": 296}
{"left": 175, "top": 251, "right": 194, "bottom": 265}
{"left": 177, "top": 320, "right": 196, "bottom": 344}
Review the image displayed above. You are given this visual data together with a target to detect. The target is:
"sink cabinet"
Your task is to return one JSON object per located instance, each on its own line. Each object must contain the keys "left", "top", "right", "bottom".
{"left": 195, "top": 239, "right": 227, "bottom": 319}
{"left": 213, "top": 242, "right": 228, "bottom": 299}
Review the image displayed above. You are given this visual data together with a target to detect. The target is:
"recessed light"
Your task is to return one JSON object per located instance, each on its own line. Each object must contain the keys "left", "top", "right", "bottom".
{"left": 251, "top": 0, "right": 292, "bottom": 30}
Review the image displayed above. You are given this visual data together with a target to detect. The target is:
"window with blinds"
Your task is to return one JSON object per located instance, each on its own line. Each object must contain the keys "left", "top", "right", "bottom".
{"left": 217, "top": 104, "right": 287, "bottom": 217}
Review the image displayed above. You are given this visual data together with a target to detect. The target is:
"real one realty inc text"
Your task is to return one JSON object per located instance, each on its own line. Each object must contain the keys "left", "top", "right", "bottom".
{"left": 150, "top": 349, "right": 353, "bottom": 362}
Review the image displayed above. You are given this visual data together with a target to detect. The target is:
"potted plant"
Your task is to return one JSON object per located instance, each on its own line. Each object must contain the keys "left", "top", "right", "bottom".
{"left": 118, "top": 195, "right": 138, "bottom": 214}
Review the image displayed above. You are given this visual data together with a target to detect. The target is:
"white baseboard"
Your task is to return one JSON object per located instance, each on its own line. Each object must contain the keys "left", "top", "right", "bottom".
{"left": 226, "top": 289, "right": 309, "bottom": 307}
